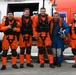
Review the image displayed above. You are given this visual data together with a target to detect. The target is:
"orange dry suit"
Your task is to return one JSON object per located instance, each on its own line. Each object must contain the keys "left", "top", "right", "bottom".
{"left": 70, "top": 20, "right": 76, "bottom": 64}
{"left": 33, "top": 14, "right": 54, "bottom": 64}
{"left": 1, "top": 18, "right": 20, "bottom": 66}
{"left": 14, "top": 15, "right": 33, "bottom": 64}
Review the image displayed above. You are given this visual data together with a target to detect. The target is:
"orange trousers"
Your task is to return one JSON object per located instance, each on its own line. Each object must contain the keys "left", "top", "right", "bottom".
{"left": 19, "top": 34, "right": 32, "bottom": 64}
{"left": 2, "top": 35, "right": 18, "bottom": 50}
{"left": 2, "top": 35, "right": 18, "bottom": 66}
{"left": 39, "top": 53, "right": 54, "bottom": 64}
{"left": 74, "top": 56, "right": 76, "bottom": 64}
{"left": 36, "top": 33, "right": 52, "bottom": 47}
{"left": 70, "top": 39, "right": 76, "bottom": 48}
{"left": 70, "top": 39, "right": 76, "bottom": 64}
{"left": 36, "top": 33, "right": 54, "bottom": 64}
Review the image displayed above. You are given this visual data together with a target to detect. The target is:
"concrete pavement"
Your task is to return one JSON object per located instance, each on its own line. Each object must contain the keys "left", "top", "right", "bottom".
{"left": 0, "top": 61, "right": 75, "bottom": 75}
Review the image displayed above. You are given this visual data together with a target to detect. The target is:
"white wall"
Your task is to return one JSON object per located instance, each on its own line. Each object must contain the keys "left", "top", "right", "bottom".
{"left": 0, "top": 3, "right": 7, "bottom": 23}
{"left": 45, "top": 0, "right": 52, "bottom": 16}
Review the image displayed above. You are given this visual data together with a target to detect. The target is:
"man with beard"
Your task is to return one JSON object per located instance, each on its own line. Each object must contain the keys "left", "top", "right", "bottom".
{"left": 50, "top": 12, "right": 70, "bottom": 67}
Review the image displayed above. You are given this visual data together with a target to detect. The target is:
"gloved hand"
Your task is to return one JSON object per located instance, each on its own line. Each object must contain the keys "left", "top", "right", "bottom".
{"left": 8, "top": 25, "right": 12, "bottom": 29}
{"left": 58, "top": 28, "right": 66, "bottom": 38}
{"left": 35, "top": 37, "right": 39, "bottom": 41}
{"left": 13, "top": 27, "right": 16, "bottom": 31}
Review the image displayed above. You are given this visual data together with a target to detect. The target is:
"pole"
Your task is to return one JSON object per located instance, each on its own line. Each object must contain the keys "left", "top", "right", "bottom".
{"left": 52, "top": 0, "right": 57, "bottom": 16}
{"left": 43, "top": 0, "right": 45, "bottom": 8}
{"left": 54, "top": 0, "right": 56, "bottom": 5}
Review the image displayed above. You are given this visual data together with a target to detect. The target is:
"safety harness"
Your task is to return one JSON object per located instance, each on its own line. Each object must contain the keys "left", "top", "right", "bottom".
{"left": 37, "top": 14, "right": 50, "bottom": 33}
{"left": 70, "top": 20, "right": 76, "bottom": 35}
{"left": 69, "top": 20, "right": 76, "bottom": 40}
{"left": 37, "top": 14, "right": 50, "bottom": 44}
{"left": 20, "top": 15, "right": 33, "bottom": 42}
{"left": 4, "top": 18, "right": 17, "bottom": 44}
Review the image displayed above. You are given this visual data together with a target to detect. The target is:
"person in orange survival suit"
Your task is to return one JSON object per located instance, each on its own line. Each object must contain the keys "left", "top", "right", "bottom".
{"left": 11, "top": 8, "right": 34, "bottom": 68}
{"left": 33, "top": 7, "right": 55, "bottom": 68}
{"left": 69, "top": 13, "right": 76, "bottom": 68}
{"left": 0, "top": 11, "right": 20, "bottom": 70}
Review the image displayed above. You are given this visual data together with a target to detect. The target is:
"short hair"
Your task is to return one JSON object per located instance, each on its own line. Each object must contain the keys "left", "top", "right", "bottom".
{"left": 40, "top": 7, "right": 46, "bottom": 10}
{"left": 53, "top": 12, "right": 59, "bottom": 16}
{"left": 23, "top": 8, "right": 30, "bottom": 12}
{"left": 7, "top": 11, "right": 13, "bottom": 15}
{"left": 73, "top": 13, "right": 76, "bottom": 15}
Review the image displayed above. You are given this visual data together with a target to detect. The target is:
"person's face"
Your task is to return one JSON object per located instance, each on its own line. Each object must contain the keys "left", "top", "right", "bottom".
{"left": 53, "top": 14, "right": 60, "bottom": 21}
{"left": 40, "top": 9, "right": 46, "bottom": 16}
{"left": 74, "top": 14, "right": 76, "bottom": 20}
{"left": 24, "top": 10, "right": 30, "bottom": 17}
{"left": 8, "top": 13, "right": 14, "bottom": 20}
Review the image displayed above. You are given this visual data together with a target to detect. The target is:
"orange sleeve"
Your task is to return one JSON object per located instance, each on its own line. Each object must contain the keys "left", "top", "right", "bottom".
{"left": 14, "top": 17, "right": 21, "bottom": 22}
{"left": 48, "top": 16, "right": 53, "bottom": 34}
{"left": 4, "top": 16, "right": 22, "bottom": 26}
{"left": 32, "top": 16, "right": 38, "bottom": 37}
{"left": 68, "top": 33, "right": 72, "bottom": 46}
{"left": 15, "top": 28, "right": 20, "bottom": 32}
{"left": 67, "top": 33, "right": 71, "bottom": 42}
{"left": 14, "top": 17, "right": 22, "bottom": 26}
{"left": 48, "top": 16, "right": 53, "bottom": 22}
{"left": 15, "top": 22, "right": 20, "bottom": 32}
{"left": 0, "top": 21, "right": 9, "bottom": 31}
{"left": 31, "top": 16, "right": 35, "bottom": 20}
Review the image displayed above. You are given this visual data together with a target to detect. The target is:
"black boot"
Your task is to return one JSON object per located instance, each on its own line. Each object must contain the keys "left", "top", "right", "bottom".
{"left": 1, "top": 65, "right": 6, "bottom": 70}
{"left": 50, "top": 64, "right": 55, "bottom": 68}
{"left": 72, "top": 64, "right": 76, "bottom": 68}
{"left": 54, "top": 62, "right": 57, "bottom": 66}
{"left": 57, "top": 63, "right": 61, "bottom": 67}
{"left": 26, "top": 63, "right": 34, "bottom": 67}
{"left": 40, "top": 64, "right": 44, "bottom": 68}
{"left": 20, "top": 64, "right": 24, "bottom": 68}
{"left": 12, "top": 64, "right": 18, "bottom": 69}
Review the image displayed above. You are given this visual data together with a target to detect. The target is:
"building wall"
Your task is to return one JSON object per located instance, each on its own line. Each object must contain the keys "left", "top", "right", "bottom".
{"left": 0, "top": 4, "right": 7, "bottom": 23}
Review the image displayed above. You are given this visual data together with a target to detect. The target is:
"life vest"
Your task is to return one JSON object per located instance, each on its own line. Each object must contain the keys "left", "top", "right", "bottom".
{"left": 36, "top": 14, "right": 50, "bottom": 33}
{"left": 4, "top": 18, "right": 17, "bottom": 44}
{"left": 50, "top": 18, "right": 63, "bottom": 34}
{"left": 70, "top": 20, "right": 76, "bottom": 39}
{"left": 20, "top": 15, "right": 33, "bottom": 35}
{"left": 4, "top": 18, "right": 17, "bottom": 35}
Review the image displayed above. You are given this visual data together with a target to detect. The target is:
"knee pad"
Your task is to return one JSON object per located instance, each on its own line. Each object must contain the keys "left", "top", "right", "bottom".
{"left": 2, "top": 50, "right": 8, "bottom": 57}
{"left": 12, "top": 50, "right": 17, "bottom": 57}
{"left": 26, "top": 47, "right": 31, "bottom": 54}
{"left": 57, "top": 48, "right": 62, "bottom": 57}
{"left": 38, "top": 47, "right": 44, "bottom": 54}
{"left": 47, "top": 46, "right": 53, "bottom": 54}
{"left": 52, "top": 48, "right": 56, "bottom": 57}
{"left": 20, "top": 47, "right": 25, "bottom": 54}
{"left": 72, "top": 49, "right": 76, "bottom": 55}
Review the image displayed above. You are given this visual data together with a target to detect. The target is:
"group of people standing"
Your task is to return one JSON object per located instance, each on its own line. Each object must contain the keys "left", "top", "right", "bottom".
{"left": 0, "top": 7, "right": 76, "bottom": 70}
